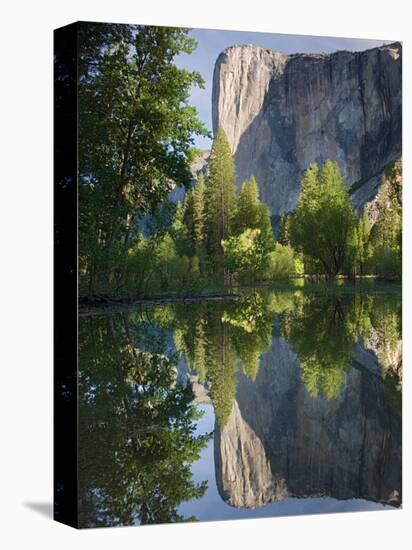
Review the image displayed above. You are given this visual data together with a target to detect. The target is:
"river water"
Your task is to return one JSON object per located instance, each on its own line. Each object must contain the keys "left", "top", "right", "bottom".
{"left": 77, "top": 287, "right": 402, "bottom": 527}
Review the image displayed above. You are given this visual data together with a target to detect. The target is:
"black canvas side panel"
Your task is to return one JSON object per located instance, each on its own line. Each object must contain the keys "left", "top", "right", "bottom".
{"left": 54, "top": 22, "right": 79, "bottom": 528}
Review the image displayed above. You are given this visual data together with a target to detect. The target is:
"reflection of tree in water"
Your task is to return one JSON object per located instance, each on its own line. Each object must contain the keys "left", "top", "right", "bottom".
{"left": 223, "top": 294, "right": 278, "bottom": 380}
{"left": 283, "top": 292, "right": 401, "bottom": 401}
{"left": 78, "top": 315, "right": 210, "bottom": 528}
{"left": 170, "top": 292, "right": 295, "bottom": 427}
{"left": 282, "top": 294, "right": 369, "bottom": 399}
{"left": 77, "top": 290, "right": 401, "bottom": 525}
{"left": 148, "top": 289, "right": 401, "bottom": 429}
{"left": 171, "top": 302, "right": 237, "bottom": 428}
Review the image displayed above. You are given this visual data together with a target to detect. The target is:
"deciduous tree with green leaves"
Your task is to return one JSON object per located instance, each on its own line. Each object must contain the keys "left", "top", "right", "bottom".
{"left": 290, "top": 160, "right": 356, "bottom": 279}
{"left": 78, "top": 23, "right": 208, "bottom": 291}
{"left": 78, "top": 314, "right": 210, "bottom": 527}
{"left": 222, "top": 228, "right": 271, "bottom": 285}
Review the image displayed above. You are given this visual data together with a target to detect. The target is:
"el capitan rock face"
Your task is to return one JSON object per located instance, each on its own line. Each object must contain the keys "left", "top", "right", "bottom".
{"left": 212, "top": 42, "right": 402, "bottom": 215}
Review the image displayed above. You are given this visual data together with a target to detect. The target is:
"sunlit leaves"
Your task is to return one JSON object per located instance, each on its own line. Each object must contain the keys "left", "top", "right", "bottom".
{"left": 291, "top": 161, "right": 357, "bottom": 278}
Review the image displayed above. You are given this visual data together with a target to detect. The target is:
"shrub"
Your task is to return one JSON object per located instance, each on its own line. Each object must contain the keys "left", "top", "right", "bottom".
{"left": 265, "top": 244, "right": 298, "bottom": 280}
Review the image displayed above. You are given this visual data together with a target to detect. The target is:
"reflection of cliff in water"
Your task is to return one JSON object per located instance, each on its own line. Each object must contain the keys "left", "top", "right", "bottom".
{"left": 214, "top": 335, "right": 402, "bottom": 509}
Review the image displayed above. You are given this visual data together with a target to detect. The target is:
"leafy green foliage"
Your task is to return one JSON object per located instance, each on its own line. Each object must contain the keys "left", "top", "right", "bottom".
{"left": 281, "top": 289, "right": 401, "bottom": 402}
{"left": 166, "top": 292, "right": 297, "bottom": 425}
{"left": 78, "top": 22, "right": 401, "bottom": 302}
{"left": 222, "top": 228, "right": 270, "bottom": 284}
{"left": 78, "top": 24, "right": 208, "bottom": 291}
{"left": 222, "top": 294, "right": 275, "bottom": 380}
{"left": 347, "top": 208, "right": 373, "bottom": 276}
{"left": 232, "top": 176, "right": 273, "bottom": 239}
{"left": 266, "top": 243, "right": 301, "bottom": 280}
{"left": 204, "top": 129, "right": 237, "bottom": 261}
{"left": 369, "top": 159, "right": 402, "bottom": 278}
{"left": 125, "top": 233, "right": 202, "bottom": 295}
{"left": 291, "top": 161, "right": 357, "bottom": 279}
{"left": 78, "top": 314, "right": 210, "bottom": 527}
{"left": 78, "top": 288, "right": 401, "bottom": 527}
{"left": 283, "top": 294, "right": 370, "bottom": 399}
{"left": 192, "top": 174, "right": 207, "bottom": 248}
{"left": 222, "top": 174, "right": 284, "bottom": 285}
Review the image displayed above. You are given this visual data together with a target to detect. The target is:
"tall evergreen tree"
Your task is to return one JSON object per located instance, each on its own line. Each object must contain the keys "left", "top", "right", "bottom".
{"left": 171, "top": 201, "right": 190, "bottom": 257}
{"left": 192, "top": 174, "right": 206, "bottom": 246}
{"left": 232, "top": 175, "right": 274, "bottom": 246}
{"left": 232, "top": 176, "right": 259, "bottom": 233}
{"left": 204, "top": 129, "right": 237, "bottom": 261}
{"left": 182, "top": 189, "right": 195, "bottom": 254}
{"left": 205, "top": 313, "right": 237, "bottom": 428}
{"left": 279, "top": 212, "right": 292, "bottom": 246}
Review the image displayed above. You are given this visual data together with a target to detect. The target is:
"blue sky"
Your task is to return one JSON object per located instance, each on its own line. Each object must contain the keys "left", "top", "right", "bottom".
{"left": 176, "top": 28, "right": 389, "bottom": 149}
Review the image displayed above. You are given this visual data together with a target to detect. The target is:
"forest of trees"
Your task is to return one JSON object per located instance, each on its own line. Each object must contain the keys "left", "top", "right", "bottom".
{"left": 284, "top": 158, "right": 402, "bottom": 282}
{"left": 117, "top": 150, "right": 401, "bottom": 296}
{"left": 78, "top": 24, "right": 209, "bottom": 293}
{"left": 78, "top": 23, "right": 402, "bottom": 299}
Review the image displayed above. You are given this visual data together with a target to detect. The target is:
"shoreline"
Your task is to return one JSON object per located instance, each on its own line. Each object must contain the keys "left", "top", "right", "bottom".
{"left": 78, "top": 279, "right": 401, "bottom": 317}
{"left": 79, "top": 291, "right": 241, "bottom": 317}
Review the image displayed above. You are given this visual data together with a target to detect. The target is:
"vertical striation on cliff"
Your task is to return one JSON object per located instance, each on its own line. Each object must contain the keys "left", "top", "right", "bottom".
{"left": 212, "top": 42, "right": 402, "bottom": 215}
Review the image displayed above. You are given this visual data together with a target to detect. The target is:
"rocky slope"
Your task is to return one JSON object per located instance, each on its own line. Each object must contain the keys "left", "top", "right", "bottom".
{"left": 212, "top": 42, "right": 402, "bottom": 214}
{"left": 214, "top": 336, "right": 402, "bottom": 508}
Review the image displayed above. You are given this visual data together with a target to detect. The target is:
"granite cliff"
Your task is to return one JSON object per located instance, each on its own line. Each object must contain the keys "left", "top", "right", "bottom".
{"left": 212, "top": 42, "right": 402, "bottom": 215}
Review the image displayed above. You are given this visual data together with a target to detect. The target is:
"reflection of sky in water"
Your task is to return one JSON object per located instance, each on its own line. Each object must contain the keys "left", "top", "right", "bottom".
{"left": 178, "top": 403, "right": 388, "bottom": 522}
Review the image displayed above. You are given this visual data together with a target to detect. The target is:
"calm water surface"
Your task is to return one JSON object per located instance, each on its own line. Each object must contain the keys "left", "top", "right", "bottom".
{"left": 77, "top": 288, "right": 402, "bottom": 527}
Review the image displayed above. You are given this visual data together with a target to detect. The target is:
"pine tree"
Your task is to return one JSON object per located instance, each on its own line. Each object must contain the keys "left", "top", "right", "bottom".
{"left": 279, "top": 212, "right": 292, "bottom": 246}
{"left": 232, "top": 176, "right": 273, "bottom": 242}
{"left": 172, "top": 201, "right": 190, "bottom": 257}
{"left": 354, "top": 208, "right": 373, "bottom": 276}
{"left": 205, "top": 315, "right": 237, "bottom": 428}
{"left": 192, "top": 174, "right": 206, "bottom": 246}
{"left": 182, "top": 189, "right": 195, "bottom": 254}
{"left": 232, "top": 176, "right": 260, "bottom": 234}
{"left": 204, "top": 129, "right": 237, "bottom": 259}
